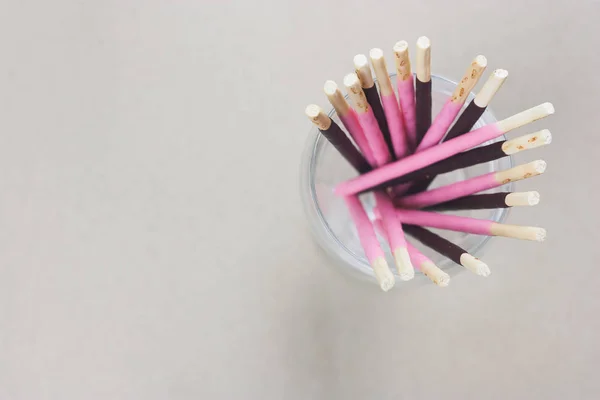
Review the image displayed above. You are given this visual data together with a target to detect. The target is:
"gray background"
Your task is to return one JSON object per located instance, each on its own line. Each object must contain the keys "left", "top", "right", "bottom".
{"left": 0, "top": 0, "right": 598, "bottom": 399}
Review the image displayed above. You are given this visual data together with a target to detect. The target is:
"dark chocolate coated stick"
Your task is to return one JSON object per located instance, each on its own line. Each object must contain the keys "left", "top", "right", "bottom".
{"left": 425, "top": 191, "right": 540, "bottom": 211}
{"left": 403, "top": 225, "right": 490, "bottom": 276}
{"left": 415, "top": 37, "right": 432, "bottom": 148}
{"left": 415, "top": 79, "right": 432, "bottom": 147}
{"left": 444, "top": 101, "right": 486, "bottom": 142}
{"left": 305, "top": 104, "right": 371, "bottom": 174}
{"left": 354, "top": 54, "right": 395, "bottom": 159}
{"left": 364, "top": 87, "right": 393, "bottom": 157}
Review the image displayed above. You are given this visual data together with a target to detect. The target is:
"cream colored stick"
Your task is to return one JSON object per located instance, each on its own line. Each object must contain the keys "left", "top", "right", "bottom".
{"left": 493, "top": 160, "right": 547, "bottom": 185}
{"left": 460, "top": 254, "right": 491, "bottom": 277}
{"left": 353, "top": 54, "right": 375, "bottom": 89}
{"left": 407, "top": 243, "right": 450, "bottom": 287}
{"left": 496, "top": 103, "right": 555, "bottom": 132}
{"left": 474, "top": 69, "right": 509, "bottom": 107}
{"left": 489, "top": 224, "right": 547, "bottom": 242}
{"left": 420, "top": 261, "right": 450, "bottom": 286}
{"left": 501, "top": 129, "right": 552, "bottom": 155}
{"left": 343, "top": 73, "right": 370, "bottom": 114}
{"left": 393, "top": 40, "right": 412, "bottom": 81}
{"left": 371, "top": 256, "right": 396, "bottom": 291}
{"left": 450, "top": 55, "right": 487, "bottom": 104}
{"left": 369, "top": 48, "right": 394, "bottom": 96}
{"left": 304, "top": 104, "right": 331, "bottom": 130}
{"left": 505, "top": 191, "right": 540, "bottom": 206}
{"left": 323, "top": 80, "right": 351, "bottom": 117}
{"left": 416, "top": 36, "right": 431, "bottom": 82}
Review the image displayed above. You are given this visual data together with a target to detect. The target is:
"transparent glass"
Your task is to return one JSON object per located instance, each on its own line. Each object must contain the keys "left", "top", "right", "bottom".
{"left": 300, "top": 74, "right": 513, "bottom": 284}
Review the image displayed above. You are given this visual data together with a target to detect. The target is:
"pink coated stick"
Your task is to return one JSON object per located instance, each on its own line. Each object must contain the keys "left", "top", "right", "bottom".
{"left": 416, "top": 100, "right": 463, "bottom": 152}
{"left": 335, "top": 123, "right": 502, "bottom": 196}
{"left": 374, "top": 192, "right": 407, "bottom": 251}
{"left": 356, "top": 109, "right": 392, "bottom": 167}
{"left": 406, "top": 242, "right": 430, "bottom": 268}
{"left": 396, "top": 172, "right": 498, "bottom": 209}
{"left": 397, "top": 78, "right": 417, "bottom": 150}
{"left": 339, "top": 110, "right": 378, "bottom": 168}
{"left": 395, "top": 209, "right": 493, "bottom": 235}
{"left": 344, "top": 195, "right": 384, "bottom": 262}
{"left": 381, "top": 93, "right": 409, "bottom": 160}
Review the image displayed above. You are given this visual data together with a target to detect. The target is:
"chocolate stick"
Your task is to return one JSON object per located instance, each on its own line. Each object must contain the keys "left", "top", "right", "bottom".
{"left": 305, "top": 104, "right": 371, "bottom": 174}
{"left": 415, "top": 36, "right": 432, "bottom": 147}
{"left": 403, "top": 225, "right": 490, "bottom": 276}
{"left": 323, "top": 80, "right": 379, "bottom": 168}
{"left": 370, "top": 48, "right": 411, "bottom": 160}
{"left": 425, "top": 191, "right": 540, "bottom": 211}
{"left": 354, "top": 54, "right": 395, "bottom": 158}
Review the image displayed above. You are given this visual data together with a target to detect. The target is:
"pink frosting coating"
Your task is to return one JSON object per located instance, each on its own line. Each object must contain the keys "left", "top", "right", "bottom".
{"left": 395, "top": 209, "right": 494, "bottom": 235}
{"left": 344, "top": 195, "right": 384, "bottom": 262}
{"left": 381, "top": 93, "right": 409, "bottom": 159}
{"left": 406, "top": 242, "right": 430, "bottom": 268}
{"left": 339, "top": 109, "right": 377, "bottom": 167}
{"left": 397, "top": 172, "right": 498, "bottom": 208}
{"left": 335, "top": 123, "right": 503, "bottom": 196}
{"left": 397, "top": 78, "right": 417, "bottom": 149}
{"left": 374, "top": 192, "right": 407, "bottom": 250}
{"left": 357, "top": 109, "right": 392, "bottom": 167}
{"left": 416, "top": 100, "right": 463, "bottom": 152}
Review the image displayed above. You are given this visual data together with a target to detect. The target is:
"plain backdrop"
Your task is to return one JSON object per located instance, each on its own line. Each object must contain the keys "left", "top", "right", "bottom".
{"left": 0, "top": 0, "right": 599, "bottom": 399}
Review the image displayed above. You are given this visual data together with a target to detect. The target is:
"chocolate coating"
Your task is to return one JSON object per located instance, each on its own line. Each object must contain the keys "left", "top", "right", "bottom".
{"left": 424, "top": 192, "right": 511, "bottom": 211}
{"left": 403, "top": 224, "right": 464, "bottom": 265}
{"left": 415, "top": 79, "right": 432, "bottom": 146}
{"left": 364, "top": 85, "right": 395, "bottom": 159}
{"left": 319, "top": 120, "right": 371, "bottom": 174}
{"left": 444, "top": 101, "right": 486, "bottom": 142}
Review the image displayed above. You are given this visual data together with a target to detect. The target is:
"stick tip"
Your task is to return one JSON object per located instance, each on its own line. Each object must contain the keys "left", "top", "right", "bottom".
{"left": 542, "top": 102, "right": 555, "bottom": 115}
{"left": 323, "top": 80, "right": 338, "bottom": 95}
{"left": 540, "top": 129, "right": 552, "bottom": 144}
{"left": 535, "top": 228, "right": 547, "bottom": 242}
{"left": 494, "top": 68, "right": 509, "bottom": 79}
{"left": 437, "top": 273, "right": 450, "bottom": 287}
{"left": 343, "top": 72, "right": 360, "bottom": 88}
{"left": 353, "top": 54, "right": 369, "bottom": 68}
{"left": 417, "top": 36, "right": 431, "bottom": 49}
{"left": 372, "top": 257, "right": 396, "bottom": 292}
{"left": 305, "top": 104, "right": 321, "bottom": 118}
{"left": 420, "top": 261, "right": 450, "bottom": 287}
{"left": 393, "top": 247, "right": 415, "bottom": 281}
{"left": 528, "top": 191, "right": 541, "bottom": 205}
{"left": 475, "top": 55, "right": 488, "bottom": 67}
{"left": 460, "top": 254, "right": 491, "bottom": 277}
{"left": 393, "top": 40, "right": 408, "bottom": 52}
{"left": 532, "top": 159, "right": 547, "bottom": 173}
{"left": 507, "top": 191, "right": 541, "bottom": 206}
{"left": 369, "top": 48, "right": 384, "bottom": 60}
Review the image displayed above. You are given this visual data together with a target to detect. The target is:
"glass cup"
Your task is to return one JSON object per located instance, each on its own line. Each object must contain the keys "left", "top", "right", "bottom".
{"left": 300, "top": 74, "right": 513, "bottom": 284}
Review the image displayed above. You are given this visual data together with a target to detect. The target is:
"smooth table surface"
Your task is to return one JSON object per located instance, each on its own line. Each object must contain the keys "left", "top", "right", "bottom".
{"left": 1, "top": 1, "right": 599, "bottom": 399}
